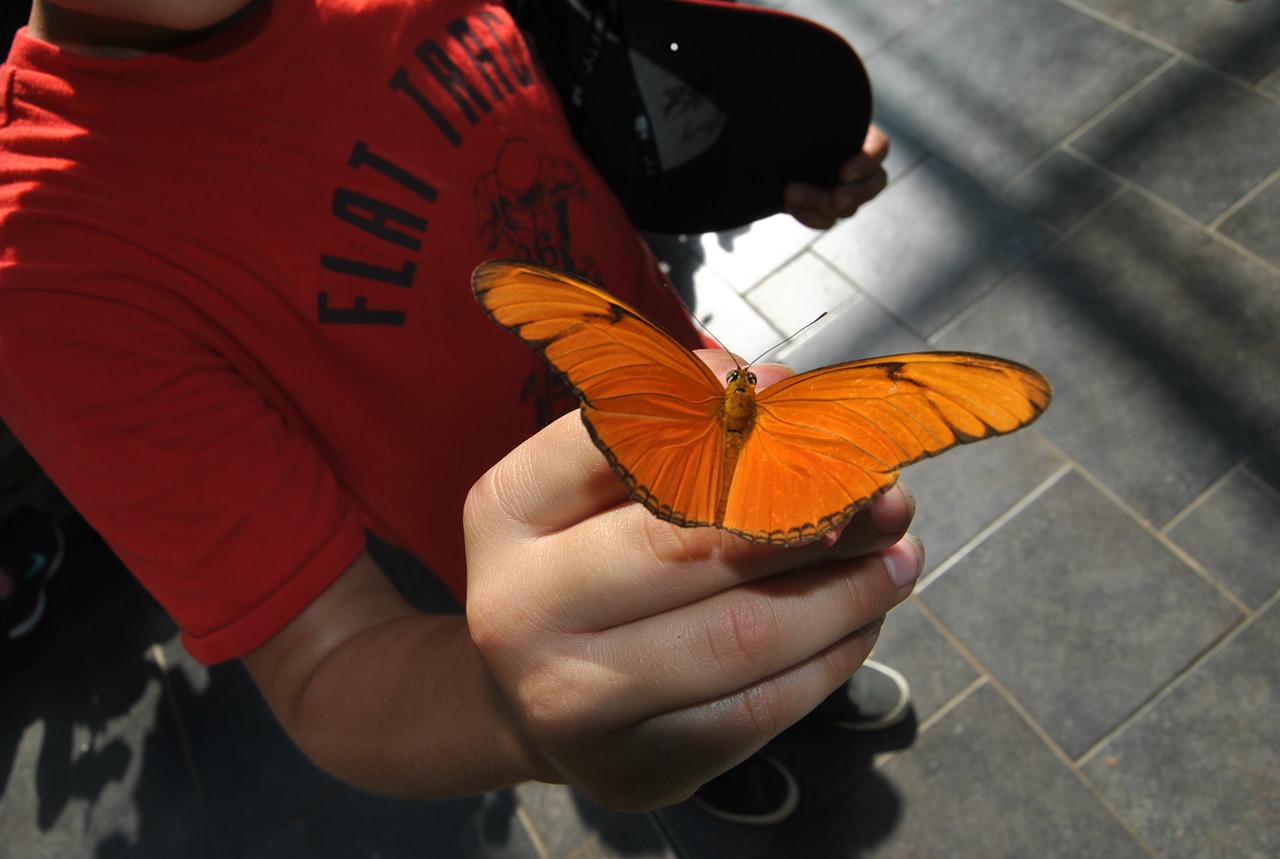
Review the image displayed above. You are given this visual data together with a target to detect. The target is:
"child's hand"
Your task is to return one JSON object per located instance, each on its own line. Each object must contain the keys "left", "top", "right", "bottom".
{"left": 784, "top": 124, "right": 890, "bottom": 230}
{"left": 463, "top": 352, "right": 921, "bottom": 810}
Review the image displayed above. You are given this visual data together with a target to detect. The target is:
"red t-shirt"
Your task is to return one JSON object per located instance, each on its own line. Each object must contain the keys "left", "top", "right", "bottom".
{"left": 0, "top": 0, "right": 700, "bottom": 663}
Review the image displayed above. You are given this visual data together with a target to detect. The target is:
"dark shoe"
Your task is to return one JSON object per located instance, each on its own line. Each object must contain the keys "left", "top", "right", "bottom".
{"left": 0, "top": 506, "right": 65, "bottom": 639}
{"left": 806, "top": 659, "right": 911, "bottom": 731}
{"left": 692, "top": 753, "right": 799, "bottom": 826}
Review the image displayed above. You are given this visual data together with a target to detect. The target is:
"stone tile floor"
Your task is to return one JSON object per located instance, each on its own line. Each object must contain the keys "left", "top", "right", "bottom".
{"left": 3, "top": 0, "right": 1279, "bottom": 856}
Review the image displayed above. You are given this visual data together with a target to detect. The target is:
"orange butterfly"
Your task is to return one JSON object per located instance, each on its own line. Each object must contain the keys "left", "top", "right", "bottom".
{"left": 473, "top": 260, "right": 1052, "bottom": 545}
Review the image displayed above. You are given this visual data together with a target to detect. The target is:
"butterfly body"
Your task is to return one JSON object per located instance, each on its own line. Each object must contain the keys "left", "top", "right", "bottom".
{"left": 473, "top": 260, "right": 1052, "bottom": 545}
{"left": 714, "top": 368, "right": 760, "bottom": 522}
{"left": 721, "top": 369, "right": 759, "bottom": 436}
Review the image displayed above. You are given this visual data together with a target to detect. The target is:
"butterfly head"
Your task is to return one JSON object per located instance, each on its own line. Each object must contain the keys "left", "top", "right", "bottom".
{"left": 725, "top": 367, "right": 758, "bottom": 391}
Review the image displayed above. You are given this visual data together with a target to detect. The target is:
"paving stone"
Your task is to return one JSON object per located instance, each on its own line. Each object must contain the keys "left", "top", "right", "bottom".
{"left": 763, "top": 0, "right": 943, "bottom": 60}
{"left": 239, "top": 819, "right": 316, "bottom": 859}
{"left": 0, "top": 620, "right": 198, "bottom": 859}
{"left": 745, "top": 252, "right": 860, "bottom": 342}
{"left": 694, "top": 213, "right": 822, "bottom": 295}
{"left": 922, "top": 470, "right": 1243, "bottom": 759}
{"left": 1219, "top": 174, "right": 1280, "bottom": 267}
{"left": 867, "top": 0, "right": 1169, "bottom": 188}
{"left": 1002, "top": 148, "right": 1123, "bottom": 233}
{"left": 904, "top": 429, "right": 1066, "bottom": 572}
{"left": 118, "top": 808, "right": 221, "bottom": 859}
{"left": 863, "top": 598, "right": 979, "bottom": 724}
{"left": 939, "top": 190, "right": 1280, "bottom": 526}
{"left": 813, "top": 158, "right": 1052, "bottom": 337}
{"left": 1247, "top": 432, "right": 1280, "bottom": 493}
{"left": 158, "top": 643, "right": 335, "bottom": 859}
{"left": 512, "top": 781, "right": 652, "bottom": 859}
{"left": 567, "top": 815, "right": 679, "bottom": 859}
{"left": 1073, "top": 60, "right": 1280, "bottom": 224}
{"left": 772, "top": 288, "right": 924, "bottom": 372}
{"left": 683, "top": 263, "right": 785, "bottom": 360}
{"left": 1166, "top": 469, "right": 1280, "bottom": 608}
{"left": 761, "top": 684, "right": 1151, "bottom": 858}
{"left": 1267, "top": 67, "right": 1280, "bottom": 97}
{"left": 1074, "top": 0, "right": 1280, "bottom": 84}
{"left": 308, "top": 786, "right": 540, "bottom": 859}
{"left": 1083, "top": 602, "right": 1280, "bottom": 859}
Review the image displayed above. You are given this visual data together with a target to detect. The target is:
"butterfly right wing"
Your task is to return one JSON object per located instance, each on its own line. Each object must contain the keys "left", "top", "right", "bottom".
{"left": 720, "top": 352, "right": 1052, "bottom": 544}
{"left": 472, "top": 260, "right": 729, "bottom": 527}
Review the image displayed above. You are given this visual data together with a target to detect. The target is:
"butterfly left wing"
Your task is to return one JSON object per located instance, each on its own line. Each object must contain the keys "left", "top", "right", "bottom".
{"left": 719, "top": 353, "right": 1052, "bottom": 544}
{"left": 472, "top": 259, "right": 730, "bottom": 527}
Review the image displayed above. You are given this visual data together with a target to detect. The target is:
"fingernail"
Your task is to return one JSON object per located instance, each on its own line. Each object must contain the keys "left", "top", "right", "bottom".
{"left": 883, "top": 535, "right": 924, "bottom": 589}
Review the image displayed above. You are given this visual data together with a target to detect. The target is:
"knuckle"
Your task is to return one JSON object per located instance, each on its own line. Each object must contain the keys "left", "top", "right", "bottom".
{"left": 630, "top": 516, "right": 723, "bottom": 593}
{"left": 463, "top": 465, "right": 522, "bottom": 540}
{"left": 738, "top": 679, "right": 789, "bottom": 742}
{"left": 464, "top": 588, "right": 514, "bottom": 657}
{"left": 704, "top": 594, "right": 783, "bottom": 678}
{"left": 514, "top": 673, "right": 583, "bottom": 738}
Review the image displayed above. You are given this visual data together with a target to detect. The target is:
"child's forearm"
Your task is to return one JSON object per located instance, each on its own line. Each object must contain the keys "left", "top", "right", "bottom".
{"left": 29, "top": 0, "right": 260, "bottom": 57}
{"left": 241, "top": 551, "right": 557, "bottom": 798}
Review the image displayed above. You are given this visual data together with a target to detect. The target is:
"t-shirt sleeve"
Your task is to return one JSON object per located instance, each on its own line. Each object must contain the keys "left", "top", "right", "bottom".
{"left": 0, "top": 286, "right": 367, "bottom": 663}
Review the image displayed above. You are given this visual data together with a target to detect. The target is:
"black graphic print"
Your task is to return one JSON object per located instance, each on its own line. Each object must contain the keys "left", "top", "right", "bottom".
{"left": 474, "top": 137, "right": 601, "bottom": 282}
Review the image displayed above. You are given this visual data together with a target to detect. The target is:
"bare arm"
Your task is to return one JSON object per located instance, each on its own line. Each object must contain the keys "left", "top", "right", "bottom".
{"left": 29, "top": 0, "right": 261, "bottom": 56}
{"left": 241, "top": 551, "right": 554, "bottom": 798}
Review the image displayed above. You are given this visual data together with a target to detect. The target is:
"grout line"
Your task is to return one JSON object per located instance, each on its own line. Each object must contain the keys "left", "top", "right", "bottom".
{"left": 1206, "top": 225, "right": 1280, "bottom": 280}
{"left": 1260, "top": 63, "right": 1280, "bottom": 95}
{"left": 911, "top": 674, "right": 987, "bottom": 737}
{"left": 1068, "top": 464, "right": 1256, "bottom": 617}
{"left": 1074, "top": 593, "right": 1272, "bottom": 769}
{"left": 1242, "top": 464, "right": 1280, "bottom": 505}
{"left": 996, "top": 144, "right": 1065, "bottom": 198}
{"left": 1052, "top": 0, "right": 1277, "bottom": 94}
{"left": 916, "top": 461, "right": 1072, "bottom": 592}
{"left": 915, "top": 598, "right": 1092, "bottom": 771}
{"left": 994, "top": 49, "right": 1174, "bottom": 202}
{"left": 1159, "top": 464, "right": 1241, "bottom": 535}
{"left": 914, "top": 595, "right": 1167, "bottom": 859}
{"left": 927, "top": 172, "right": 1140, "bottom": 344}
{"left": 924, "top": 247, "right": 1052, "bottom": 343}
{"left": 1059, "top": 56, "right": 1181, "bottom": 152}
{"left": 513, "top": 804, "right": 552, "bottom": 859}
{"left": 1209, "top": 166, "right": 1280, "bottom": 232}
{"left": 855, "top": 0, "right": 959, "bottom": 63}
{"left": 1055, "top": 149, "right": 1280, "bottom": 282}
{"left": 808, "top": 243, "right": 931, "bottom": 343}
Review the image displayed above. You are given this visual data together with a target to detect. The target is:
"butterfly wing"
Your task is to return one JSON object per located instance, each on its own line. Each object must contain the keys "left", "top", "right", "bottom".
{"left": 720, "top": 353, "right": 1053, "bottom": 544}
{"left": 472, "top": 259, "right": 729, "bottom": 527}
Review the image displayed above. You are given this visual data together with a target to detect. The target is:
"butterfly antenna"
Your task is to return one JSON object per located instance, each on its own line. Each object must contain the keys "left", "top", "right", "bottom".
{"left": 691, "top": 311, "right": 727, "bottom": 351}
{"left": 748, "top": 312, "right": 828, "bottom": 366}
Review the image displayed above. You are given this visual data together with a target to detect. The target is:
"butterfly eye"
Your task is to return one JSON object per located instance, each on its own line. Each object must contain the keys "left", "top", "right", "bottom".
{"left": 726, "top": 369, "right": 741, "bottom": 383}
{"left": 746, "top": 371, "right": 757, "bottom": 385}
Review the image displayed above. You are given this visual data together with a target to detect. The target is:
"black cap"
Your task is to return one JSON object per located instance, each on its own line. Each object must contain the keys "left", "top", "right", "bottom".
{"left": 519, "top": 0, "right": 873, "bottom": 234}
